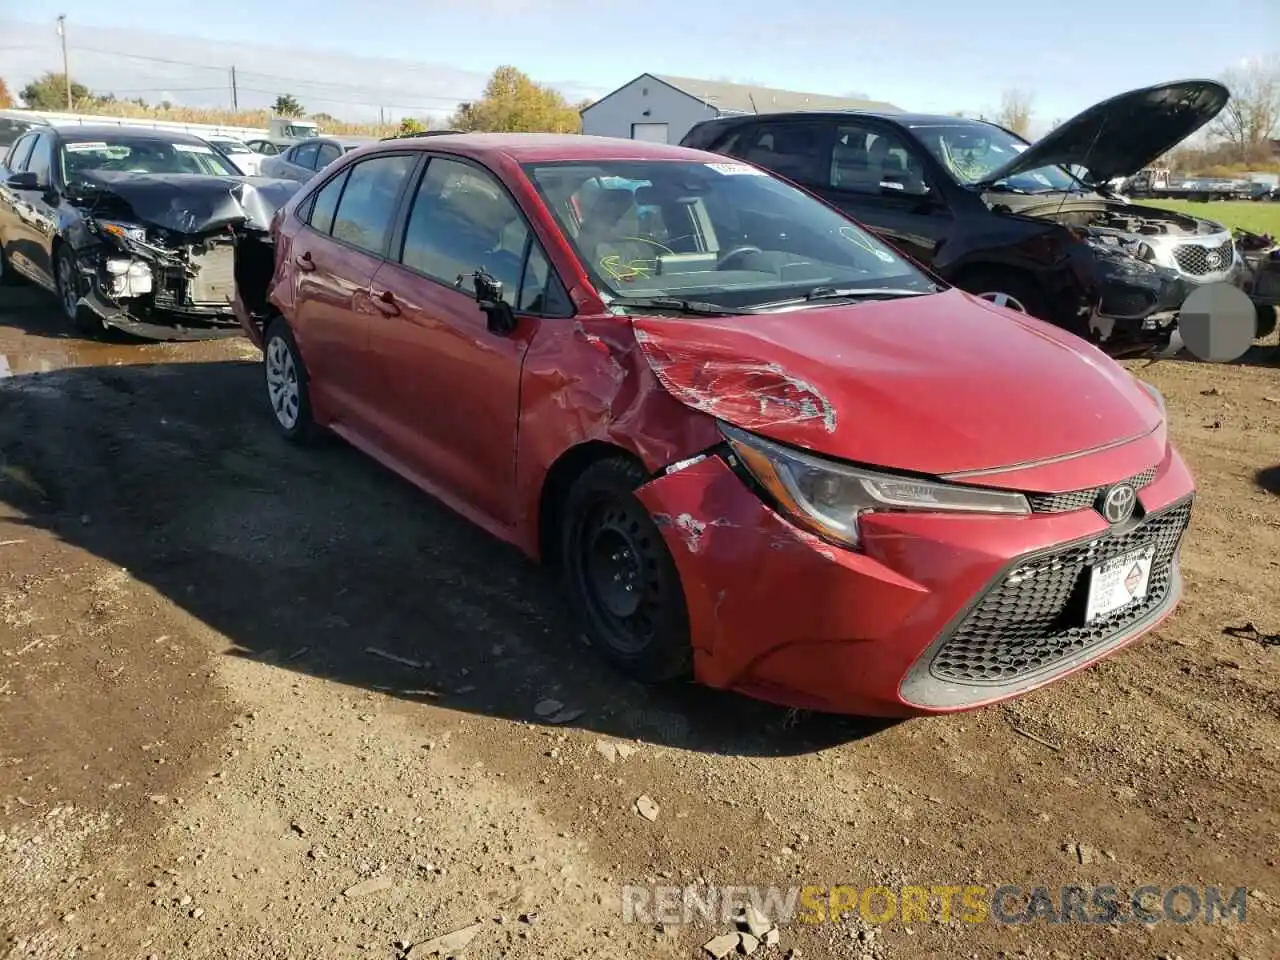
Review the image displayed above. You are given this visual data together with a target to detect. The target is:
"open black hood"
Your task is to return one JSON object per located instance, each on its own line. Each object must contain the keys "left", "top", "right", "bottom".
{"left": 977, "top": 79, "right": 1230, "bottom": 187}
{"left": 67, "top": 171, "right": 303, "bottom": 235}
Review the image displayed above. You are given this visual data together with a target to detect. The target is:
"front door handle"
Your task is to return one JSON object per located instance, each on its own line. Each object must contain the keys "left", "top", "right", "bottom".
{"left": 295, "top": 251, "right": 315, "bottom": 272}
{"left": 373, "top": 290, "right": 400, "bottom": 317}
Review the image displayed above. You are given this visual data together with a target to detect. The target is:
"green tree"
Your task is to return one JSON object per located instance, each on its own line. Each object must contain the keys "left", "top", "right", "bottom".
{"left": 273, "top": 94, "right": 304, "bottom": 117}
{"left": 399, "top": 116, "right": 427, "bottom": 135}
{"left": 20, "top": 72, "right": 91, "bottom": 110}
{"left": 448, "top": 66, "right": 580, "bottom": 133}
{"left": 0, "top": 78, "right": 14, "bottom": 109}
{"left": 310, "top": 111, "right": 338, "bottom": 125}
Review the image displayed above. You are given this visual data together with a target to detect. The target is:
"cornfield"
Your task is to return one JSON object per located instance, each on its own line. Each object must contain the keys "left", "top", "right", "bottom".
{"left": 70, "top": 98, "right": 398, "bottom": 137}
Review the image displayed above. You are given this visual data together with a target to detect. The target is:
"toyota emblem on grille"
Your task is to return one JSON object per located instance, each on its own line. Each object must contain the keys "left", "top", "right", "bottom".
{"left": 1099, "top": 483, "right": 1137, "bottom": 524}
{"left": 1205, "top": 250, "right": 1223, "bottom": 269}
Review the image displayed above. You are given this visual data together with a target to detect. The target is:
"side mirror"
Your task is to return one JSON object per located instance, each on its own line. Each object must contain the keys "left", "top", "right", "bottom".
{"left": 473, "top": 269, "right": 517, "bottom": 336}
{"left": 5, "top": 171, "right": 38, "bottom": 190}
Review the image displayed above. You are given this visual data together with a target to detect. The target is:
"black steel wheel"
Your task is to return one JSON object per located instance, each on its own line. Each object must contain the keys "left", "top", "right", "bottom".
{"left": 561, "top": 457, "right": 692, "bottom": 682}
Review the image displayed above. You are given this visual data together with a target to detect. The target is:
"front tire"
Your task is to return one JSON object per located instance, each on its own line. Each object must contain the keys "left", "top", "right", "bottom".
{"left": 560, "top": 458, "right": 693, "bottom": 683}
{"left": 263, "top": 320, "right": 317, "bottom": 444}
{"left": 54, "top": 244, "right": 99, "bottom": 336}
{"left": 0, "top": 241, "right": 22, "bottom": 286}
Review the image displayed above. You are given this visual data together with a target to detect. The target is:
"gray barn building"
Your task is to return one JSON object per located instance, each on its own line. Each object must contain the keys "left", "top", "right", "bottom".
{"left": 580, "top": 74, "right": 900, "bottom": 145}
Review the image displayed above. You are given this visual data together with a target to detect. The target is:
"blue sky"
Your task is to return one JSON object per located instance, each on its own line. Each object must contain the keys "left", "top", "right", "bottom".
{"left": 2, "top": 0, "right": 1277, "bottom": 130}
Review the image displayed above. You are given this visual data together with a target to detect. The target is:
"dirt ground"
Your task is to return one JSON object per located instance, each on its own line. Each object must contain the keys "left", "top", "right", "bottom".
{"left": 1, "top": 284, "right": 1277, "bottom": 960}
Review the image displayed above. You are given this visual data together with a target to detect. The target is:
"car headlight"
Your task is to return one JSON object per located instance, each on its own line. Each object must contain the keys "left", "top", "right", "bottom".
{"left": 1082, "top": 231, "right": 1156, "bottom": 263}
{"left": 90, "top": 219, "right": 147, "bottom": 243}
{"left": 720, "top": 423, "right": 1030, "bottom": 549}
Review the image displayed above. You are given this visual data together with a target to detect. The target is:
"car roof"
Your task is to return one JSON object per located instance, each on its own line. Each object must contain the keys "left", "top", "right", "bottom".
{"left": 364, "top": 132, "right": 718, "bottom": 164}
{"left": 53, "top": 124, "right": 216, "bottom": 144}
{"left": 701, "top": 110, "right": 1001, "bottom": 129}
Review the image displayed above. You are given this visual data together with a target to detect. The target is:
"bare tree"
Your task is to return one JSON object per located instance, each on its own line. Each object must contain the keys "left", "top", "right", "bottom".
{"left": 996, "top": 88, "right": 1034, "bottom": 136}
{"left": 1208, "top": 58, "right": 1280, "bottom": 162}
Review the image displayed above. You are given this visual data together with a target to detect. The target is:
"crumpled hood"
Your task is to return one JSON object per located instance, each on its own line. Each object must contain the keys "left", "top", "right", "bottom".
{"left": 632, "top": 289, "right": 1161, "bottom": 476}
{"left": 68, "top": 171, "right": 303, "bottom": 235}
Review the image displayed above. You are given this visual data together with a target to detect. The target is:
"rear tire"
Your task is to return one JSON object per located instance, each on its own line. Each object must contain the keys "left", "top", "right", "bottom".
{"left": 560, "top": 457, "right": 693, "bottom": 683}
{"left": 263, "top": 319, "right": 318, "bottom": 444}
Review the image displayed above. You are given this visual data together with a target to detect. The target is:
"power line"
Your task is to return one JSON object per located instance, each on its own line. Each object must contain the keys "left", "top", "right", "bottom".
{"left": 67, "top": 43, "right": 476, "bottom": 109}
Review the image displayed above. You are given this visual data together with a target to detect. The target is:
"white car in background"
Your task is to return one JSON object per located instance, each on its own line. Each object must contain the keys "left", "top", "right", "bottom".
{"left": 203, "top": 135, "right": 267, "bottom": 176}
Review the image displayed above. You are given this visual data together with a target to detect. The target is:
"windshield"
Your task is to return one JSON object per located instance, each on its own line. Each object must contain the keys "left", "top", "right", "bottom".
{"left": 283, "top": 124, "right": 318, "bottom": 138}
{"left": 523, "top": 159, "right": 936, "bottom": 308}
{"left": 212, "top": 139, "right": 250, "bottom": 154}
{"left": 61, "top": 136, "right": 241, "bottom": 180}
{"left": 910, "top": 123, "right": 1080, "bottom": 193}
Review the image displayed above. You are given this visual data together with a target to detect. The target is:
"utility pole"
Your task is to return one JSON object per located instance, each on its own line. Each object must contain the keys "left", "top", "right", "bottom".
{"left": 56, "top": 15, "right": 71, "bottom": 109}
{"left": 230, "top": 65, "right": 238, "bottom": 110}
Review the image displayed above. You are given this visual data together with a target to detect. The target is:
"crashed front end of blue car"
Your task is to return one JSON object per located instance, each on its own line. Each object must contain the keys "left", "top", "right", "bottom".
{"left": 66, "top": 172, "right": 302, "bottom": 341}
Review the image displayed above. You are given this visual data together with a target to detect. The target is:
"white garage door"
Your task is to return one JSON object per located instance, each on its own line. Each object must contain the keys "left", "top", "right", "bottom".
{"left": 631, "top": 122, "right": 669, "bottom": 143}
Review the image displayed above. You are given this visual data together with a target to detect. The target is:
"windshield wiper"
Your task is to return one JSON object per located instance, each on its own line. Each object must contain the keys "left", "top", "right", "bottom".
{"left": 805, "top": 286, "right": 935, "bottom": 301}
{"left": 606, "top": 296, "right": 745, "bottom": 317}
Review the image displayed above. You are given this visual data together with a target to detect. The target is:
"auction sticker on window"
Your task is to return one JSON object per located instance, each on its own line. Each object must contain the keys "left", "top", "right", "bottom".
{"left": 1085, "top": 546, "right": 1155, "bottom": 622}
{"left": 704, "top": 162, "right": 765, "bottom": 175}
{"left": 64, "top": 142, "right": 110, "bottom": 152}
{"left": 174, "top": 143, "right": 214, "bottom": 154}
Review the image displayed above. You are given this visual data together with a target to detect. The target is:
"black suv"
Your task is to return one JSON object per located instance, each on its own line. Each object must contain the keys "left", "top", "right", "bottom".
{"left": 682, "top": 80, "right": 1250, "bottom": 353}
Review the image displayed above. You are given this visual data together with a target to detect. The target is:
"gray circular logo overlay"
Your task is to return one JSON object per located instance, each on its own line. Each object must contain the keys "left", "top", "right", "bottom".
{"left": 1100, "top": 483, "right": 1137, "bottom": 524}
{"left": 1178, "top": 282, "right": 1257, "bottom": 363}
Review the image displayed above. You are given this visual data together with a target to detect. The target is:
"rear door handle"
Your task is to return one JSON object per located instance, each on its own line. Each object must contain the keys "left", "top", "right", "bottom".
{"left": 373, "top": 290, "right": 400, "bottom": 317}
{"left": 295, "top": 251, "right": 315, "bottom": 272}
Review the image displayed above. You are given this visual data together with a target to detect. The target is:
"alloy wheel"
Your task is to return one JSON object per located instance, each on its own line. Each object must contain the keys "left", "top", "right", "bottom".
{"left": 977, "top": 291, "right": 1029, "bottom": 313}
{"left": 57, "top": 251, "right": 80, "bottom": 320}
{"left": 265, "top": 335, "right": 301, "bottom": 430}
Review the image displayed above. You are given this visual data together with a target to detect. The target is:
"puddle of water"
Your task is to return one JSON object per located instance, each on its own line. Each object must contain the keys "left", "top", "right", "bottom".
{"left": 0, "top": 337, "right": 190, "bottom": 378}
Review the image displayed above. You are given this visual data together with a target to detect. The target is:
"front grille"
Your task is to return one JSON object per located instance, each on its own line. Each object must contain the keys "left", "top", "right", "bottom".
{"left": 928, "top": 499, "right": 1191, "bottom": 684}
{"left": 188, "top": 244, "right": 236, "bottom": 305}
{"left": 1027, "top": 466, "right": 1158, "bottom": 514}
{"left": 1172, "top": 239, "right": 1234, "bottom": 277}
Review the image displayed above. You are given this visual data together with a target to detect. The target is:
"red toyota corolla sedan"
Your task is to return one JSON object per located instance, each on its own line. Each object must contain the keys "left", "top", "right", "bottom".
{"left": 232, "top": 133, "right": 1195, "bottom": 717}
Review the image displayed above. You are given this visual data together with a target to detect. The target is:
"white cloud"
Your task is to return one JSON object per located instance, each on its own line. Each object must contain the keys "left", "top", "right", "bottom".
{"left": 0, "top": 17, "right": 594, "bottom": 123}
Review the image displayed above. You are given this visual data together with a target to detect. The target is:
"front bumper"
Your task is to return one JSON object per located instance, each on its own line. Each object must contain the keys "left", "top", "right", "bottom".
{"left": 74, "top": 248, "right": 243, "bottom": 342}
{"left": 1084, "top": 246, "right": 1250, "bottom": 351}
{"left": 635, "top": 444, "right": 1195, "bottom": 717}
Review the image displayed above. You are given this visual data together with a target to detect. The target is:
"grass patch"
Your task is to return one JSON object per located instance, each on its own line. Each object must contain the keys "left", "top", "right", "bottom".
{"left": 1132, "top": 199, "right": 1280, "bottom": 236}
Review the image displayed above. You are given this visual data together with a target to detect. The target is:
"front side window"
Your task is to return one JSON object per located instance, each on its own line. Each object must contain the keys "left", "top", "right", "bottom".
{"left": 25, "top": 133, "right": 53, "bottom": 184}
{"left": 330, "top": 153, "right": 416, "bottom": 254}
{"left": 830, "top": 124, "right": 931, "bottom": 197}
{"left": 5, "top": 133, "right": 36, "bottom": 172}
{"left": 910, "top": 122, "right": 1078, "bottom": 193}
{"left": 59, "top": 136, "right": 241, "bottom": 181}
{"left": 524, "top": 158, "right": 936, "bottom": 309}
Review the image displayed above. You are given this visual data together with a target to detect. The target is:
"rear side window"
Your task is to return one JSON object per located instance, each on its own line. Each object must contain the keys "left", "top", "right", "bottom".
{"left": 306, "top": 170, "right": 349, "bottom": 234}
{"left": 729, "top": 121, "right": 830, "bottom": 188}
{"left": 316, "top": 143, "right": 341, "bottom": 169}
{"left": 331, "top": 154, "right": 417, "bottom": 254}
